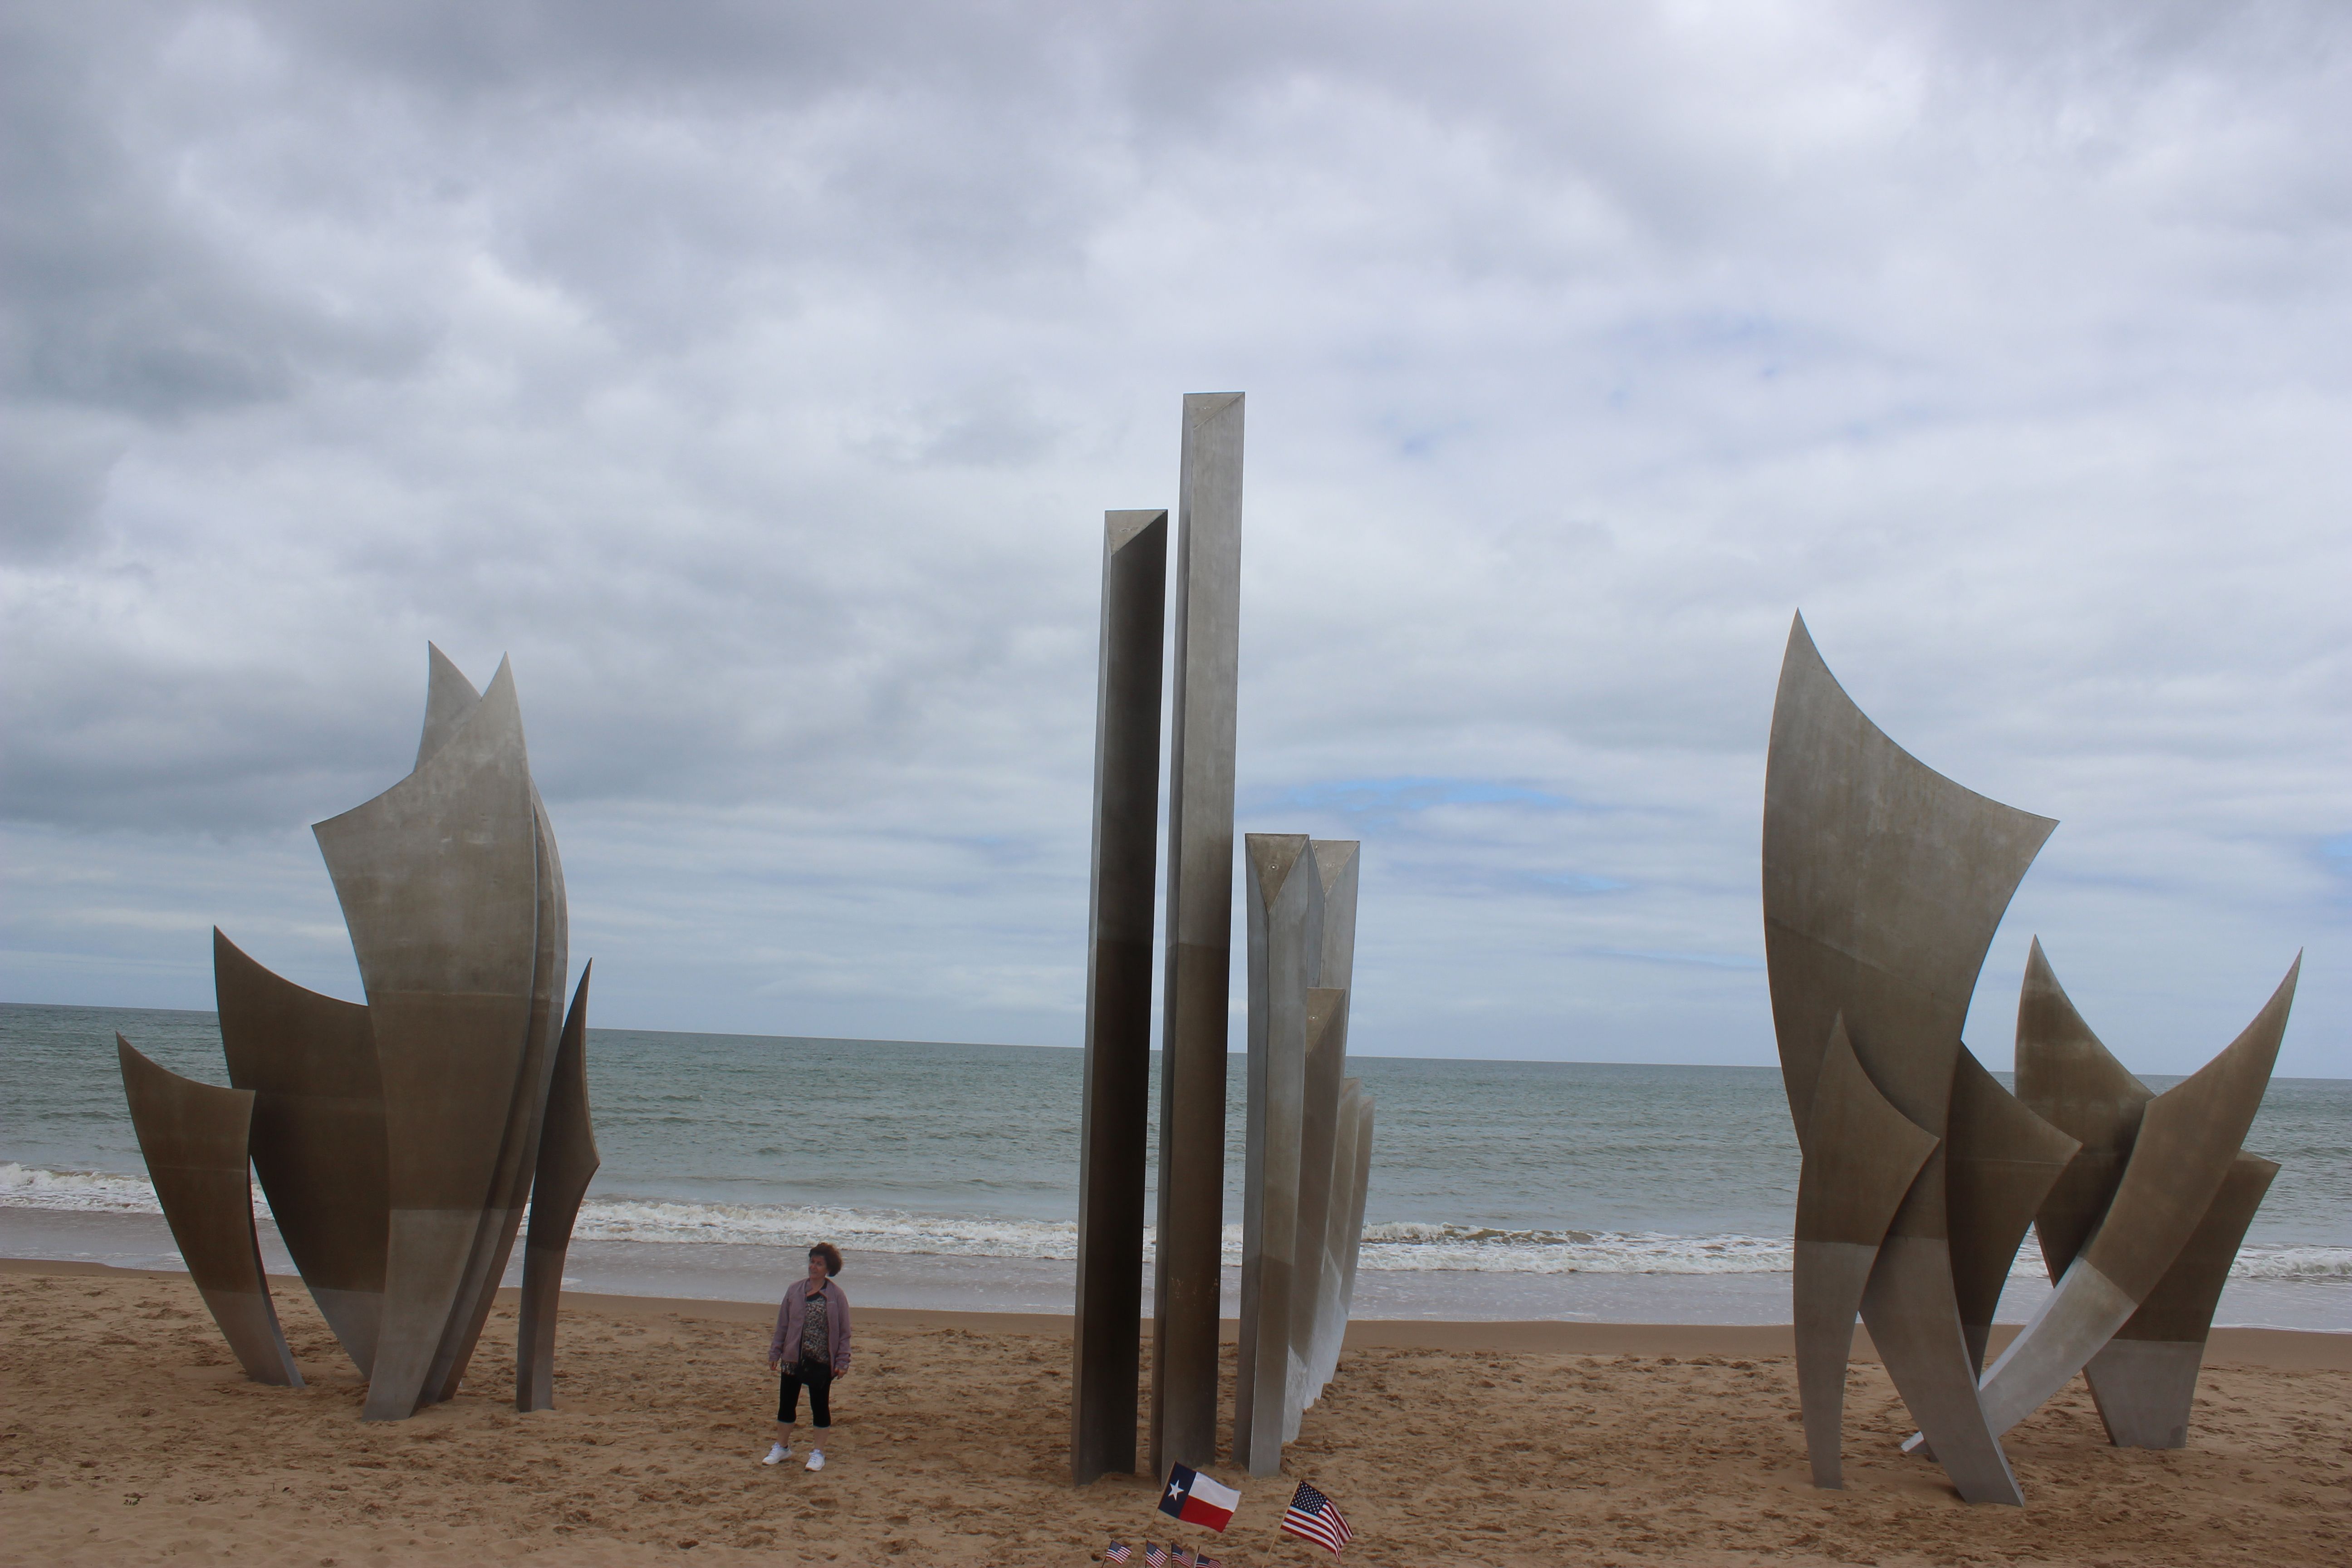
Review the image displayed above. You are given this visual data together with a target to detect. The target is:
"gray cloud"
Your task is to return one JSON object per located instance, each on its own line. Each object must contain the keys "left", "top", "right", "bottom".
{"left": 1, "top": 0, "right": 2345, "bottom": 1075}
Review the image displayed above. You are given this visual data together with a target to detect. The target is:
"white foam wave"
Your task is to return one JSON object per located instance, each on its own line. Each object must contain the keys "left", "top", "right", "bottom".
{"left": 2230, "top": 1245, "right": 2352, "bottom": 1280}
{"left": 0, "top": 1162, "right": 164, "bottom": 1213}
{"left": 1356, "top": 1222, "right": 1796, "bottom": 1274}
{"left": 5, "top": 1164, "right": 2347, "bottom": 1281}
{"left": 572, "top": 1197, "right": 1087, "bottom": 1258}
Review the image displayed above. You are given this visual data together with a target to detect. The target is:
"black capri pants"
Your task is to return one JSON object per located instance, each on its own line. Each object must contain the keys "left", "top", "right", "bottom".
{"left": 778, "top": 1360, "right": 833, "bottom": 1428}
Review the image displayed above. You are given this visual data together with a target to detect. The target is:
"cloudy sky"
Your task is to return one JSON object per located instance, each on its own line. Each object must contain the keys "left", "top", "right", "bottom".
{"left": 4, "top": 1, "right": 2346, "bottom": 1077}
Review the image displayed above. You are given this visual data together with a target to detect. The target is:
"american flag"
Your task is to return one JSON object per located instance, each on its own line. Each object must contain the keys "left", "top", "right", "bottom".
{"left": 1103, "top": 1545, "right": 1131, "bottom": 1564}
{"left": 1280, "top": 1481, "right": 1354, "bottom": 1554}
{"left": 1144, "top": 1544, "right": 1169, "bottom": 1568}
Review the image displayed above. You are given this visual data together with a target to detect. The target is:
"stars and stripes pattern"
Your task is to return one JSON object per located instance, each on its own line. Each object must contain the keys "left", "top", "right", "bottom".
{"left": 1103, "top": 1545, "right": 1131, "bottom": 1564}
{"left": 1280, "top": 1481, "right": 1354, "bottom": 1554}
{"left": 1144, "top": 1544, "right": 1169, "bottom": 1568}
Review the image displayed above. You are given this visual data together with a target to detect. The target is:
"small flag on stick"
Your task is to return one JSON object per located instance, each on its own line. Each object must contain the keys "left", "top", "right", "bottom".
{"left": 1280, "top": 1480, "right": 1354, "bottom": 1554}
{"left": 1156, "top": 1463, "right": 1240, "bottom": 1533}
{"left": 1143, "top": 1544, "right": 1169, "bottom": 1568}
{"left": 1103, "top": 1544, "right": 1131, "bottom": 1564}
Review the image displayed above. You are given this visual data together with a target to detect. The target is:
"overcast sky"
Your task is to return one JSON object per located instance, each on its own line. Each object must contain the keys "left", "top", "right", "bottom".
{"left": 3, "top": 1, "right": 2346, "bottom": 1077}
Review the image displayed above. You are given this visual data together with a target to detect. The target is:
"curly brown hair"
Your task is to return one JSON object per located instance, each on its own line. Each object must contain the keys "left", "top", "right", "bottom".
{"left": 808, "top": 1242, "right": 843, "bottom": 1278}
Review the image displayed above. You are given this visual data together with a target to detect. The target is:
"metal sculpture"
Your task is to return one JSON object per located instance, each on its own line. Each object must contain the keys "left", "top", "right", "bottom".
{"left": 1152, "top": 392, "right": 1246, "bottom": 1478}
{"left": 1235, "top": 833, "right": 1368, "bottom": 1475}
{"left": 1765, "top": 613, "right": 2067, "bottom": 1504}
{"left": 116, "top": 646, "right": 596, "bottom": 1420}
{"left": 116, "top": 1036, "right": 304, "bottom": 1386}
{"left": 1073, "top": 509, "right": 1170, "bottom": 1485}
{"left": 1291, "top": 839, "right": 1361, "bottom": 1436}
{"left": 1976, "top": 942, "right": 2295, "bottom": 1443}
{"left": 1765, "top": 613, "right": 2298, "bottom": 1501}
{"left": 1069, "top": 394, "right": 1375, "bottom": 1485}
{"left": 1235, "top": 834, "right": 1320, "bottom": 1475}
{"left": 214, "top": 928, "right": 388, "bottom": 1374}
{"left": 517, "top": 964, "right": 600, "bottom": 1412}
{"left": 1312, "top": 1075, "right": 1372, "bottom": 1401}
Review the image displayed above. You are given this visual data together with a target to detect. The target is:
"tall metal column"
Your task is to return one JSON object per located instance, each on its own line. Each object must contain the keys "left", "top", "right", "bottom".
{"left": 1234, "top": 833, "right": 1321, "bottom": 1474}
{"left": 1150, "top": 392, "right": 1245, "bottom": 1479}
{"left": 1072, "top": 509, "right": 1169, "bottom": 1485}
{"left": 1296, "top": 840, "right": 1360, "bottom": 1417}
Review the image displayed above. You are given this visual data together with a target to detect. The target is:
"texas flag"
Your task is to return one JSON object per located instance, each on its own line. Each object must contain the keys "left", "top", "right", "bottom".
{"left": 1156, "top": 1463, "right": 1240, "bottom": 1533}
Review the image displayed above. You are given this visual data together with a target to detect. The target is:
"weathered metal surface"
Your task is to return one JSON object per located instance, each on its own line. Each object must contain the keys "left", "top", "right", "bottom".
{"left": 1943, "top": 1045, "right": 2078, "bottom": 1376}
{"left": 1763, "top": 614, "right": 2057, "bottom": 1151}
{"left": 1287, "top": 985, "right": 1349, "bottom": 1440}
{"left": 1289, "top": 839, "right": 1359, "bottom": 1430}
{"left": 1072, "top": 508, "right": 1169, "bottom": 1485}
{"left": 1790, "top": 1015, "right": 1938, "bottom": 1488}
{"left": 1312, "top": 839, "right": 1360, "bottom": 993}
{"left": 1283, "top": 986, "right": 1348, "bottom": 1446}
{"left": 1309, "top": 1076, "right": 1366, "bottom": 1399}
{"left": 1337, "top": 1091, "right": 1374, "bottom": 1331}
{"left": 2014, "top": 938, "right": 2152, "bottom": 1277}
{"left": 424, "top": 784, "right": 568, "bottom": 1406}
{"left": 1152, "top": 391, "right": 1245, "bottom": 1479}
{"left": 517, "top": 964, "right": 599, "bottom": 1412}
{"left": 1762, "top": 613, "right": 2054, "bottom": 1503}
{"left": 314, "top": 657, "right": 541, "bottom": 1421}
{"left": 1235, "top": 833, "right": 1320, "bottom": 1475}
{"left": 1863, "top": 1235, "right": 2023, "bottom": 1504}
{"left": 213, "top": 928, "right": 388, "bottom": 1375}
{"left": 2084, "top": 1152, "right": 2277, "bottom": 1448}
{"left": 1977, "top": 958, "right": 2298, "bottom": 1438}
{"left": 117, "top": 1035, "right": 303, "bottom": 1387}
{"left": 2013, "top": 941, "right": 2282, "bottom": 1447}
{"left": 416, "top": 642, "right": 483, "bottom": 769}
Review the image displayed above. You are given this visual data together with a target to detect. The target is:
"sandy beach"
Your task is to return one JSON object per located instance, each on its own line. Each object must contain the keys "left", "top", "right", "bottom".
{"left": 3, "top": 1259, "right": 2347, "bottom": 1568}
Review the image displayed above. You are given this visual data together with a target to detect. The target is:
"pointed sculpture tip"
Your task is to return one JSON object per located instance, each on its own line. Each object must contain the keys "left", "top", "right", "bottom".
{"left": 1778, "top": 611, "right": 1831, "bottom": 681}
{"left": 1248, "top": 833, "right": 1313, "bottom": 903}
{"left": 1105, "top": 508, "right": 1167, "bottom": 554}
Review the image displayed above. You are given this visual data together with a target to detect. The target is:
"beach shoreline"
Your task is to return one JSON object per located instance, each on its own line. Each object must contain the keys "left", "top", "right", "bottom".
{"left": 5, "top": 1258, "right": 2348, "bottom": 1567}
{"left": 7, "top": 1254, "right": 2347, "bottom": 1371}
{"left": 8, "top": 1205, "right": 2348, "bottom": 1334}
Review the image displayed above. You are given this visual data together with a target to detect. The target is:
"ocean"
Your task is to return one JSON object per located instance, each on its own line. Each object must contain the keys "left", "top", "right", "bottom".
{"left": 5, "top": 1001, "right": 2346, "bottom": 1328}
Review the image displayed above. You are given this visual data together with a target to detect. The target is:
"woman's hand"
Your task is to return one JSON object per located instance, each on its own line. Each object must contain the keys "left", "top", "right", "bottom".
{"left": 768, "top": 1356, "right": 781, "bottom": 1372}
{"left": 832, "top": 1363, "right": 848, "bottom": 1380}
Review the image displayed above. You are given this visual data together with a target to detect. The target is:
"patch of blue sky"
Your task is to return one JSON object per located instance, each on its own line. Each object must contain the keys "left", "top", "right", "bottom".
{"left": 1267, "top": 777, "right": 1580, "bottom": 826}
{"left": 1531, "top": 872, "right": 1629, "bottom": 896}
{"left": 2320, "top": 834, "right": 2352, "bottom": 906}
{"left": 1596, "top": 947, "right": 1766, "bottom": 971}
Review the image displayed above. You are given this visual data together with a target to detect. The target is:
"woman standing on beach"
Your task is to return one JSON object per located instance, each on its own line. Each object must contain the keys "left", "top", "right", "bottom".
{"left": 764, "top": 1242, "right": 852, "bottom": 1471}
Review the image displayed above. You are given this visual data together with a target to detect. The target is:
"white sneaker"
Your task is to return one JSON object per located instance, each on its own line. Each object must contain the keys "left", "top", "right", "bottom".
{"left": 805, "top": 1450, "right": 825, "bottom": 1471}
{"left": 762, "top": 1443, "right": 790, "bottom": 1465}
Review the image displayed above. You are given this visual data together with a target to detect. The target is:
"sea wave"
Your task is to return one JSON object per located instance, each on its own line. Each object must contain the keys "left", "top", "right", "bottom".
{"left": 6, "top": 1163, "right": 2348, "bottom": 1281}
{"left": 0, "top": 1161, "right": 172, "bottom": 1213}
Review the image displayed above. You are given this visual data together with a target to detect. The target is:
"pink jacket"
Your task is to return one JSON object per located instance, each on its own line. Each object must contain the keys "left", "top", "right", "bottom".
{"left": 768, "top": 1278, "right": 853, "bottom": 1372}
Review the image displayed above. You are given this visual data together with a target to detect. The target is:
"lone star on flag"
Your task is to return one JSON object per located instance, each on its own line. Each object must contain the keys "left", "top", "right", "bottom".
{"left": 1156, "top": 1463, "right": 1240, "bottom": 1533}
